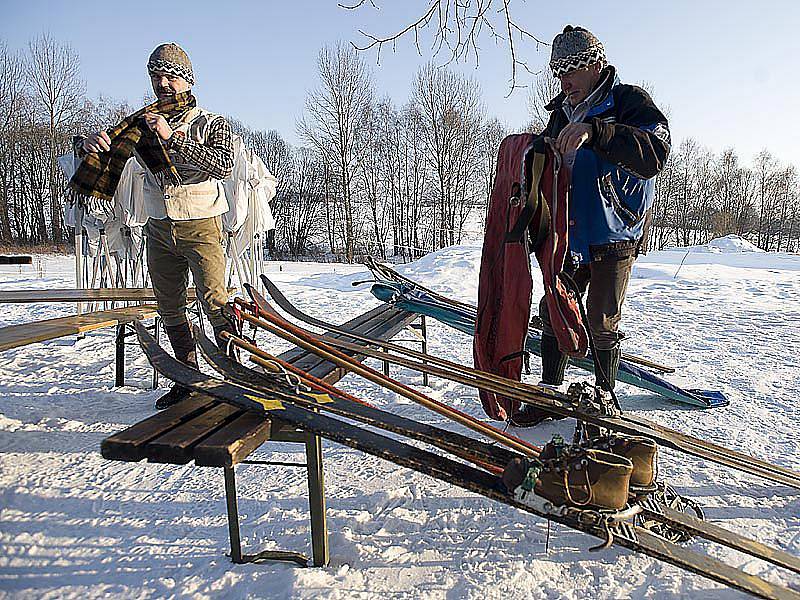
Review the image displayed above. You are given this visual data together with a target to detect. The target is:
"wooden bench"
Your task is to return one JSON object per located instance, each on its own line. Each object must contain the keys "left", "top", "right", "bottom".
{"left": 0, "top": 305, "right": 159, "bottom": 352}
{"left": 0, "top": 287, "right": 205, "bottom": 303}
{"left": 0, "top": 255, "right": 32, "bottom": 265}
{"left": 101, "top": 303, "right": 422, "bottom": 568}
{"left": 0, "top": 287, "right": 235, "bottom": 387}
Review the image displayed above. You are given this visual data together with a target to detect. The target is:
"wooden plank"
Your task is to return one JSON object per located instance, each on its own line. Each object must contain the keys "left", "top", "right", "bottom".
{"left": 278, "top": 304, "right": 392, "bottom": 365}
{"left": 0, "top": 255, "right": 32, "bottom": 265}
{"left": 0, "top": 287, "right": 236, "bottom": 303}
{"left": 286, "top": 306, "right": 403, "bottom": 373}
{"left": 358, "top": 307, "right": 417, "bottom": 344}
{"left": 0, "top": 305, "right": 158, "bottom": 352}
{"left": 146, "top": 403, "right": 243, "bottom": 464}
{"left": 101, "top": 305, "right": 416, "bottom": 468}
{"left": 101, "top": 395, "right": 219, "bottom": 462}
{"left": 194, "top": 412, "right": 273, "bottom": 467}
{"left": 303, "top": 308, "right": 418, "bottom": 380}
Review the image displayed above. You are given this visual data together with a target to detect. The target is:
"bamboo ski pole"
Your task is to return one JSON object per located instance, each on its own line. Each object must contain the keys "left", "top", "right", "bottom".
{"left": 229, "top": 306, "right": 541, "bottom": 459}
{"left": 234, "top": 298, "right": 800, "bottom": 489}
{"left": 216, "top": 333, "right": 509, "bottom": 474}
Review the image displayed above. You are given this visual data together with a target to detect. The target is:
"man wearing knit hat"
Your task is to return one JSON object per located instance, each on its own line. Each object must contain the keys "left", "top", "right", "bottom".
{"left": 511, "top": 26, "right": 671, "bottom": 427}
{"left": 83, "top": 42, "right": 236, "bottom": 410}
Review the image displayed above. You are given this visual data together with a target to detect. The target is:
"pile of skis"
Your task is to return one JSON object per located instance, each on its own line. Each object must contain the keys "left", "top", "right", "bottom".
{"left": 133, "top": 274, "right": 800, "bottom": 599}
{"left": 362, "top": 257, "right": 729, "bottom": 409}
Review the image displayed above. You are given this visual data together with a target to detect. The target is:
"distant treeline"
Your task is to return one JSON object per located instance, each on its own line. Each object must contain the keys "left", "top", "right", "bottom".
{"left": 1, "top": 37, "right": 797, "bottom": 257}
{"left": 650, "top": 141, "right": 798, "bottom": 252}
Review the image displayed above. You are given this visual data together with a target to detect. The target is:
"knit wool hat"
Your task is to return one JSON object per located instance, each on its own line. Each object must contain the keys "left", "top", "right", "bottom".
{"left": 549, "top": 26, "right": 606, "bottom": 77}
{"left": 147, "top": 43, "right": 194, "bottom": 85}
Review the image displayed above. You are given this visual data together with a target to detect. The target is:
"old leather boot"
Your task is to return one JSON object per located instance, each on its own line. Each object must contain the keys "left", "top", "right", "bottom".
{"left": 153, "top": 383, "right": 193, "bottom": 410}
{"left": 155, "top": 322, "right": 198, "bottom": 410}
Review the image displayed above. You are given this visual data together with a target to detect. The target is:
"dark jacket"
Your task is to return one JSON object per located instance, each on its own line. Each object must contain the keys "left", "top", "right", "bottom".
{"left": 543, "top": 66, "right": 671, "bottom": 263}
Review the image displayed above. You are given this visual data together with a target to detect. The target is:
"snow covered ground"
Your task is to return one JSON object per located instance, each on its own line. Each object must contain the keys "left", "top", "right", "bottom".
{"left": 1, "top": 239, "right": 798, "bottom": 599}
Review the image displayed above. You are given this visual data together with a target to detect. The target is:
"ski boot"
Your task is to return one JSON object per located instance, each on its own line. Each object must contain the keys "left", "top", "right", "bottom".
{"left": 509, "top": 335, "right": 569, "bottom": 428}
{"left": 155, "top": 322, "right": 199, "bottom": 410}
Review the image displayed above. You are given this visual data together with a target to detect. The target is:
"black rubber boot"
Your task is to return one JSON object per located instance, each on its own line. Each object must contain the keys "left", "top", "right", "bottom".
{"left": 164, "top": 321, "right": 198, "bottom": 368}
{"left": 594, "top": 345, "right": 621, "bottom": 392}
{"left": 541, "top": 334, "right": 569, "bottom": 385}
{"left": 155, "top": 322, "right": 198, "bottom": 410}
{"left": 509, "top": 405, "right": 555, "bottom": 428}
{"left": 154, "top": 384, "right": 194, "bottom": 410}
{"left": 212, "top": 315, "right": 238, "bottom": 358}
{"left": 510, "top": 334, "right": 570, "bottom": 427}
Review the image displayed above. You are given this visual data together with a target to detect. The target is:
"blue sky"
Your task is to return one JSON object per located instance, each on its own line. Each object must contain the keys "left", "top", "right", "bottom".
{"left": 3, "top": 0, "right": 799, "bottom": 168}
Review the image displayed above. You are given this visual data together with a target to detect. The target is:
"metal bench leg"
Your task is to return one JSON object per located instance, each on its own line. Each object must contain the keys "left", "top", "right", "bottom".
{"left": 152, "top": 317, "right": 161, "bottom": 390}
{"left": 115, "top": 323, "right": 126, "bottom": 387}
{"left": 223, "top": 465, "right": 309, "bottom": 567}
{"left": 224, "top": 466, "right": 244, "bottom": 563}
{"left": 420, "top": 315, "right": 429, "bottom": 387}
{"left": 305, "top": 432, "right": 329, "bottom": 567}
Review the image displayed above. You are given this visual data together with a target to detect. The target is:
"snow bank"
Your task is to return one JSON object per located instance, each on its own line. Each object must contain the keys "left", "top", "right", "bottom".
{"left": 672, "top": 234, "right": 765, "bottom": 254}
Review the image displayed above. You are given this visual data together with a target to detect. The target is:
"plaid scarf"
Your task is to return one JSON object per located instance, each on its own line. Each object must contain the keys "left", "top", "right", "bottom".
{"left": 69, "top": 92, "right": 197, "bottom": 201}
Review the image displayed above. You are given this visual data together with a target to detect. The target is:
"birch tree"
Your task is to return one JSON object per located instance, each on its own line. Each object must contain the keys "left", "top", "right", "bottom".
{"left": 298, "top": 43, "right": 374, "bottom": 262}
{"left": 26, "top": 35, "right": 84, "bottom": 243}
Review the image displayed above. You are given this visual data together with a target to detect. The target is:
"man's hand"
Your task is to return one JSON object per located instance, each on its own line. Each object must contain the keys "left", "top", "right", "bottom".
{"left": 83, "top": 131, "right": 112, "bottom": 153}
{"left": 143, "top": 112, "right": 174, "bottom": 142}
{"left": 555, "top": 122, "right": 592, "bottom": 155}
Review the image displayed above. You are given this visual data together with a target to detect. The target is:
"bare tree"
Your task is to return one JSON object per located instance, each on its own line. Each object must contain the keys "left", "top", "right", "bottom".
{"left": 26, "top": 35, "right": 84, "bottom": 243}
{"left": 82, "top": 94, "right": 134, "bottom": 132}
{"left": 340, "top": 0, "right": 547, "bottom": 94}
{"left": 478, "top": 117, "right": 505, "bottom": 209}
{"left": 0, "top": 43, "right": 24, "bottom": 242}
{"left": 298, "top": 43, "right": 374, "bottom": 262}
{"left": 753, "top": 150, "right": 780, "bottom": 250}
{"left": 413, "top": 64, "right": 485, "bottom": 249}
{"left": 357, "top": 99, "right": 395, "bottom": 258}
{"left": 526, "top": 69, "right": 560, "bottom": 133}
{"left": 393, "top": 102, "right": 430, "bottom": 259}
{"left": 276, "top": 148, "right": 327, "bottom": 256}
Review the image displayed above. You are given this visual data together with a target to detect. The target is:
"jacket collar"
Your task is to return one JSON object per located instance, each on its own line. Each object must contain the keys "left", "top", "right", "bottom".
{"left": 545, "top": 65, "right": 618, "bottom": 113}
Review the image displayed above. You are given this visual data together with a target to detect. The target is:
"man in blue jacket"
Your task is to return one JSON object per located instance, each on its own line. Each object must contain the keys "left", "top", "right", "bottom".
{"left": 512, "top": 26, "right": 671, "bottom": 426}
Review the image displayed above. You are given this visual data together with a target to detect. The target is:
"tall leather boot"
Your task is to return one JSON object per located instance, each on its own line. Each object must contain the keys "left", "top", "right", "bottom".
{"left": 154, "top": 322, "right": 198, "bottom": 410}
{"left": 510, "top": 334, "right": 569, "bottom": 428}
{"left": 594, "top": 345, "right": 621, "bottom": 392}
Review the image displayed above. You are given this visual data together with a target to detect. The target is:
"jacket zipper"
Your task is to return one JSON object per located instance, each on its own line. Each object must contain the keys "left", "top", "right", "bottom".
{"left": 601, "top": 173, "right": 640, "bottom": 226}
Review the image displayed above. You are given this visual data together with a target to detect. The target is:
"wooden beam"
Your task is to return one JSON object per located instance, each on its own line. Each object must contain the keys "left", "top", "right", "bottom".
{"left": 0, "top": 305, "right": 159, "bottom": 352}
{"left": 0, "top": 287, "right": 236, "bottom": 304}
{"left": 0, "top": 255, "right": 32, "bottom": 265}
{"left": 101, "top": 396, "right": 219, "bottom": 461}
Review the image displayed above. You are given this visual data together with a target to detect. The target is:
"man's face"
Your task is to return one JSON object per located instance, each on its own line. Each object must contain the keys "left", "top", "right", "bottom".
{"left": 150, "top": 72, "right": 191, "bottom": 99}
{"left": 558, "top": 63, "right": 603, "bottom": 106}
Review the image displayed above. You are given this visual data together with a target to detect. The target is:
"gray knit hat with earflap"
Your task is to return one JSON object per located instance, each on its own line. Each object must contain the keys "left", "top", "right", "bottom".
{"left": 549, "top": 26, "right": 606, "bottom": 77}
{"left": 147, "top": 43, "right": 194, "bottom": 85}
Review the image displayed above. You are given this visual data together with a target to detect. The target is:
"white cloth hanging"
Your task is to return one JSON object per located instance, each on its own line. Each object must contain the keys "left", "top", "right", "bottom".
{"left": 61, "top": 135, "right": 278, "bottom": 261}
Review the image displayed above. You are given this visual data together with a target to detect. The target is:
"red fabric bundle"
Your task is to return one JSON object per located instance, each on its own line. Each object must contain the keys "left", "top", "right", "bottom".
{"left": 474, "top": 136, "right": 586, "bottom": 421}
{"left": 473, "top": 134, "right": 535, "bottom": 420}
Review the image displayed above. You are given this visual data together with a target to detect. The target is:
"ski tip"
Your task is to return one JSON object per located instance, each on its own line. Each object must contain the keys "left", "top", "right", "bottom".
{"left": 687, "top": 389, "right": 730, "bottom": 409}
